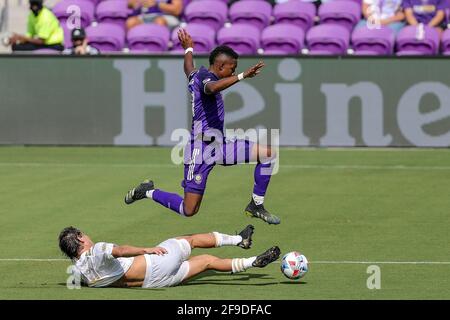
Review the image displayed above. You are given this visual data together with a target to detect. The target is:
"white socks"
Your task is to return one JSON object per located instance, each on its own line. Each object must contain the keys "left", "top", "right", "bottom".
{"left": 146, "top": 190, "right": 155, "bottom": 199}
{"left": 231, "top": 257, "right": 256, "bottom": 273}
{"left": 252, "top": 193, "right": 264, "bottom": 206}
{"left": 213, "top": 232, "right": 242, "bottom": 247}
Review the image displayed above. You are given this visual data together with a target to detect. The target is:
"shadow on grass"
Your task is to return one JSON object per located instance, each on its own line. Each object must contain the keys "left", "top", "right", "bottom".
{"left": 279, "top": 281, "right": 307, "bottom": 285}
{"left": 57, "top": 283, "right": 167, "bottom": 291}
{"left": 182, "top": 271, "right": 279, "bottom": 286}
{"left": 53, "top": 271, "right": 300, "bottom": 289}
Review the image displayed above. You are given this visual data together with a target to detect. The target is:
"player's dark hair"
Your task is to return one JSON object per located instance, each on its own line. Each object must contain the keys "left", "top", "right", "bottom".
{"left": 209, "top": 45, "right": 239, "bottom": 65}
{"left": 58, "top": 226, "right": 83, "bottom": 260}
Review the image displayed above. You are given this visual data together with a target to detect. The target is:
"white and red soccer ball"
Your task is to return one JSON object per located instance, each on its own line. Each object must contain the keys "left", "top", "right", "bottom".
{"left": 280, "top": 251, "right": 309, "bottom": 280}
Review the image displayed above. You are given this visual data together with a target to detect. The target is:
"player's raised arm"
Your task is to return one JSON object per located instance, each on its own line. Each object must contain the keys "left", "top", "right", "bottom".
{"left": 178, "top": 28, "right": 196, "bottom": 78}
{"left": 205, "top": 61, "right": 265, "bottom": 94}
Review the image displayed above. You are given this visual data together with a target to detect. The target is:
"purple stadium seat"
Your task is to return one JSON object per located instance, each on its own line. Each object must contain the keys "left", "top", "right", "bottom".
{"left": 61, "top": 25, "right": 73, "bottom": 48}
{"left": 171, "top": 23, "right": 216, "bottom": 53}
{"left": 441, "top": 29, "right": 450, "bottom": 55}
{"left": 306, "top": 24, "right": 350, "bottom": 55}
{"left": 333, "top": 0, "right": 362, "bottom": 4}
{"left": 261, "top": 24, "right": 305, "bottom": 54}
{"left": 351, "top": 26, "right": 395, "bottom": 55}
{"left": 184, "top": 1, "right": 228, "bottom": 31}
{"left": 318, "top": 1, "right": 361, "bottom": 32}
{"left": 217, "top": 24, "right": 261, "bottom": 55}
{"left": 229, "top": 0, "right": 272, "bottom": 31}
{"left": 396, "top": 25, "right": 440, "bottom": 56}
{"left": 52, "top": 0, "right": 95, "bottom": 29}
{"left": 96, "top": 0, "right": 129, "bottom": 29}
{"left": 273, "top": 1, "right": 316, "bottom": 32}
{"left": 86, "top": 23, "right": 125, "bottom": 52}
{"left": 127, "top": 24, "right": 170, "bottom": 53}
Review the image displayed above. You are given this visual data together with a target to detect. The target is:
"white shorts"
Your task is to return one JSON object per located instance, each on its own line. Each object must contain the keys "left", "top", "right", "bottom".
{"left": 142, "top": 238, "right": 191, "bottom": 288}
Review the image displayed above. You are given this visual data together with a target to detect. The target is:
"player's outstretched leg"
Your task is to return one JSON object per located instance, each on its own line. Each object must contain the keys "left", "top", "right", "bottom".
{"left": 177, "top": 225, "right": 254, "bottom": 250}
{"left": 124, "top": 179, "right": 189, "bottom": 216}
{"left": 245, "top": 144, "right": 281, "bottom": 225}
{"left": 182, "top": 245, "right": 281, "bottom": 282}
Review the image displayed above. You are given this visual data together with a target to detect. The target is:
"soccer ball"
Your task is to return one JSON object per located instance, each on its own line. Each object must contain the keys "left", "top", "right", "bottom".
{"left": 280, "top": 251, "right": 309, "bottom": 280}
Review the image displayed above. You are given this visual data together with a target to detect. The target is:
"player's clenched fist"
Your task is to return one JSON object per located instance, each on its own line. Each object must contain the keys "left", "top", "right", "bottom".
{"left": 243, "top": 61, "right": 265, "bottom": 79}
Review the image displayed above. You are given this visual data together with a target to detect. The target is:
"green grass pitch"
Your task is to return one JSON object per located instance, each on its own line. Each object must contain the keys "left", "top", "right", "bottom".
{"left": 0, "top": 146, "right": 449, "bottom": 300}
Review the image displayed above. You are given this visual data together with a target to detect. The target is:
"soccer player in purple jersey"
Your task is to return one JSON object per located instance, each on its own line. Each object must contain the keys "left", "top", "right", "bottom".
{"left": 124, "top": 28, "right": 280, "bottom": 225}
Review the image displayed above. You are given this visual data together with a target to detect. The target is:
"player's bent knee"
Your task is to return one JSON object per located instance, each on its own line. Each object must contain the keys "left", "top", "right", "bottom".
{"left": 183, "top": 205, "right": 199, "bottom": 217}
{"left": 201, "top": 254, "right": 218, "bottom": 269}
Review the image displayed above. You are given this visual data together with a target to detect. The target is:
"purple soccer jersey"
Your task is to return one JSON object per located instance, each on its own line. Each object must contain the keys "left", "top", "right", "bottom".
{"left": 188, "top": 66, "right": 225, "bottom": 139}
{"left": 402, "top": 0, "right": 448, "bottom": 24}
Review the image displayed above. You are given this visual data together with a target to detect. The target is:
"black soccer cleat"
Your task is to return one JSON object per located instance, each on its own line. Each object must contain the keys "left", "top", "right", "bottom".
{"left": 245, "top": 199, "right": 281, "bottom": 225}
{"left": 124, "top": 179, "right": 154, "bottom": 204}
{"left": 253, "top": 246, "right": 281, "bottom": 268}
{"left": 237, "top": 225, "right": 254, "bottom": 249}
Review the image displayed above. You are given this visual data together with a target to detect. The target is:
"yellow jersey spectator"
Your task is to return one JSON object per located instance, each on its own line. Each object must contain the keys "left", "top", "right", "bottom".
{"left": 6, "top": 0, "right": 64, "bottom": 52}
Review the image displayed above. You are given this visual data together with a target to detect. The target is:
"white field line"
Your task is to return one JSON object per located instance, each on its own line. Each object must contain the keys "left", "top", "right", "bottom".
{"left": 1, "top": 162, "right": 450, "bottom": 171}
{"left": 1, "top": 259, "right": 450, "bottom": 265}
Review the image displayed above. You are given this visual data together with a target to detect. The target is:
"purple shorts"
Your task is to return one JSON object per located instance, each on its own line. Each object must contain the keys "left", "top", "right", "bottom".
{"left": 181, "top": 139, "right": 254, "bottom": 195}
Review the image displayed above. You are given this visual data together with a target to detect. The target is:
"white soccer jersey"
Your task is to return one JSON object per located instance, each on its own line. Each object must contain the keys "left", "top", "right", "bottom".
{"left": 74, "top": 242, "right": 134, "bottom": 288}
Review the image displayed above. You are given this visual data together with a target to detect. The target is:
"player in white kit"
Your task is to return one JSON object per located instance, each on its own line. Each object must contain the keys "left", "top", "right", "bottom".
{"left": 58, "top": 225, "right": 280, "bottom": 288}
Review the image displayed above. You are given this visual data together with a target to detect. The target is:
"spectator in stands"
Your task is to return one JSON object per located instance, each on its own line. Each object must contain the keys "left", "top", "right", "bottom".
{"left": 126, "top": 0, "right": 183, "bottom": 30}
{"left": 62, "top": 28, "right": 99, "bottom": 55}
{"left": 402, "top": 0, "right": 448, "bottom": 32}
{"left": 5, "top": 0, "right": 64, "bottom": 52}
{"left": 357, "top": 0, "right": 405, "bottom": 34}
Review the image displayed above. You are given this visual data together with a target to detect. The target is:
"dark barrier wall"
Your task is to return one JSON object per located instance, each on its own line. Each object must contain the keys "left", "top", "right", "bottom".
{"left": 0, "top": 56, "right": 449, "bottom": 147}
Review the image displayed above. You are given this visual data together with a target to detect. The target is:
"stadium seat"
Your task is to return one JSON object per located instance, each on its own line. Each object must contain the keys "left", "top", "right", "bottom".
{"left": 52, "top": 0, "right": 95, "bottom": 29}
{"left": 184, "top": 1, "right": 228, "bottom": 31}
{"left": 333, "top": 0, "right": 362, "bottom": 4}
{"left": 318, "top": 1, "right": 361, "bottom": 32}
{"left": 62, "top": 25, "right": 73, "bottom": 48}
{"left": 441, "top": 29, "right": 450, "bottom": 55}
{"left": 217, "top": 23, "right": 261, "bottom": 55}
{"left": 82, "top": 0, "right": 100, "bottom": 4}
{"left": 351, "top": 26, "right": 395, "bottom": 56}
{"left": 86, "top": 23, "right": 125, "bottom": 52}
{"left": 228, "top": 0, "right": 272, "bottom": 31}
{"left": 261, "top": 24, "right": 305, "bottom": 55}
{"left": 96, "top": 0, "right": 130, "bottom": 29}
{"left": 171, "top": 23, "right": 216, "bottom": 54}
{"left": 127, "top": 24, "right": 170, "bottom": 53}
{"left": 273, "top": 1, "right": 316, "bottom": 33}
{"left": 306, "top": 24, "right": 350, "bottom": 55}
{"left": 396, "top": 25, "right": 440, "bottom": 56}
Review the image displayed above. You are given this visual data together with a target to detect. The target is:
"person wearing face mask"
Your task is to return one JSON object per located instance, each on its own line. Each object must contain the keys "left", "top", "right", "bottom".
{"left": 62, "top": 28, "right": 99, "bottom": 55}
{"left": 4, "top": 0, "right": 64, "bottom": 52}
